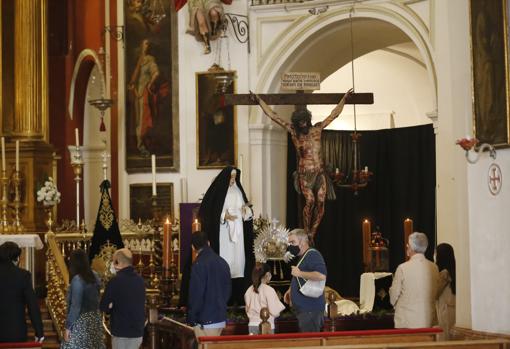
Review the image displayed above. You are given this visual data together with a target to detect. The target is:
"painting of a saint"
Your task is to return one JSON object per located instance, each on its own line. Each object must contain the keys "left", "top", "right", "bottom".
{"left": 125, "top": 0, "right": 179, "bottom": 172}
{"left": 196, "top": 68, "right": 236, "bottom": 168}
{"left": 470, "top": 0, "right": 510, "bottom": 146}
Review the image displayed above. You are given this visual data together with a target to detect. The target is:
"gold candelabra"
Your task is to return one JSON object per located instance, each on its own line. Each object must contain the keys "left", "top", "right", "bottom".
{"left": 0, "top": 170, "right": 10, "bottom": 232}
{"left": 12, "top": 170, "right": 23, "bottom": 233}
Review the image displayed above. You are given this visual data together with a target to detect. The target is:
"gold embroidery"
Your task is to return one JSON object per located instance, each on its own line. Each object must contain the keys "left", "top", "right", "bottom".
{"left": 99, "top": 191, "right": 114, "bottom": 230}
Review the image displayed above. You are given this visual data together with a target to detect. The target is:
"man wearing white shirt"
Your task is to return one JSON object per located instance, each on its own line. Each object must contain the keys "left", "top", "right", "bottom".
{"left": 389, "top": 232, "right": 439, "bottom": 328}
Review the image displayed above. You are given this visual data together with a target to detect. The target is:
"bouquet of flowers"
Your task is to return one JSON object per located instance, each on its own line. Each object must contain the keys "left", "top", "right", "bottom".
{"left": 36, "top": 177, "right": 61, "bottom": 206}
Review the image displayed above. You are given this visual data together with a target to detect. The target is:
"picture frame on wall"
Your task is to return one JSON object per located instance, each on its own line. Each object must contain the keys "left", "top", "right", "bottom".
{"left": 124, "top": 0, "right": 180, "bottom": 173}
{"left": 129, "top": 183, "right": 174, "bottom": 222}
{"left": 196, "top": 66, "right": 237, "bottom": 169}
{"left": 470, "top": 0, "right": 510, "bottom": 147}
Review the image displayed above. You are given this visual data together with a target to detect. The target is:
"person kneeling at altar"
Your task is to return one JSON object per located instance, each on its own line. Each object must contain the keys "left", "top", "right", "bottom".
{"left": 389, "top": 232, "right": 439, "bottom": 328}
{"left": 0, "top": 241, "right": 44, "bottom": 343}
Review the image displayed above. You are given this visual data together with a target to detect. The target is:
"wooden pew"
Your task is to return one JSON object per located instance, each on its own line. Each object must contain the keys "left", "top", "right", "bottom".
{"left": 198, "top": 328, "right": 442, "bottom": 349}
{"left": 288, "top": 338, "right": 510, "bottom": 349}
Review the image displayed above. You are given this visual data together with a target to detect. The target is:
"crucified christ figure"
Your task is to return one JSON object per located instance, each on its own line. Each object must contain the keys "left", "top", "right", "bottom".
{"left": 250, "top": 88, "right": 353, "bottom": 240}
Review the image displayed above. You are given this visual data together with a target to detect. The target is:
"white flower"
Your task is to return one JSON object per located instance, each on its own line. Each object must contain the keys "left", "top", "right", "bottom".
{"left": 36, "top": 178, "right": 61, "bottom": 205}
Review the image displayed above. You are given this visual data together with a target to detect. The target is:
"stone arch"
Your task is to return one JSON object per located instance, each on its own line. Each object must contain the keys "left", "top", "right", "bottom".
{"left": 252, "top": 4, "right": 437, "bottom": 124}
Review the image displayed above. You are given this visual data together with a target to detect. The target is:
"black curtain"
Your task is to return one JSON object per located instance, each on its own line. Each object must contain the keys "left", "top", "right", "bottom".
{"left": 286, "top": 125, "right": 436, "bottom": 297}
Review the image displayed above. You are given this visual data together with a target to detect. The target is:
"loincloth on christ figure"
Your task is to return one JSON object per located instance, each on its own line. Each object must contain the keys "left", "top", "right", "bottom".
{"left": 292, "top": 169, "right": 336, "bottom": 200}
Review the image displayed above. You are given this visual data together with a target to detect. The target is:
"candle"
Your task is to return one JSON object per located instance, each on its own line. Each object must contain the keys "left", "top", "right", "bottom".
{"left": 1, "top": 137, "right": 5, "bottom": 172}
{"left": 163, "top": 217, "right": 172, "bottom": 272}
{"left": 364, "top": 166, "right": 368, "bottom": 172}
{"left": 362, "top": 219, "right": 371, "bottom": 269}
{"left": 151, "top": 154, "right": 157, "bottom": 196}
{"left": 15, "top": 140, "right": 19, "bottom": 172}
{"left": 192, "top": 218, "right": 201, "bottom": 232}
{"left": 404, "top": 218, "right": 413, "bottom": 258}
{"left": 180, "top": 178, "right": 188, "bottom": 203}
{"left": 75, "top": 128, "right": 80, "bottom": 147}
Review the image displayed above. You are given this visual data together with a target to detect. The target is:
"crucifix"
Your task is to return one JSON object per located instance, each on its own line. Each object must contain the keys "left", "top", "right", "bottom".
{"left": 223, "top": 73, "right": 374, "bottom": 240}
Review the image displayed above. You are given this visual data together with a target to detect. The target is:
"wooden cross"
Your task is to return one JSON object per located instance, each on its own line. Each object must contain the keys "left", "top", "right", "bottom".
{"left": 224, "top": 72, "right": 373, "bottom": 107}
{"left": 223, "top": 91, "right": 373, "bottom": 106}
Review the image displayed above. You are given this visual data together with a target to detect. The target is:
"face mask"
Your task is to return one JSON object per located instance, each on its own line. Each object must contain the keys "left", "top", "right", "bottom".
{"left": 287, "top": 245, "right": 301, "bottom": 257}
{"left": 109, "top": 263, "right": 117, "bottom": 275}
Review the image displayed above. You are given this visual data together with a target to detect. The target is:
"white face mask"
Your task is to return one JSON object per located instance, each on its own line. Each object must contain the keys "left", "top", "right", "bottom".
{"left": 109, "top": 263, "right": 117, "bottom": 275}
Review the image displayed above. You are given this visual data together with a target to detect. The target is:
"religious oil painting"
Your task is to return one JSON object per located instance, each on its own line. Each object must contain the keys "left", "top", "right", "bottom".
{"left": 196, "top": 68, "right": 237, "bottom": 169}
{"left": 130, "top": 183, "right": 174, "bottom": 222}
{"left": 125, "top": 0, "right": 179, "bottom": 173}
{"left": 470, "top": 0, "right": 510, "bottom": 147}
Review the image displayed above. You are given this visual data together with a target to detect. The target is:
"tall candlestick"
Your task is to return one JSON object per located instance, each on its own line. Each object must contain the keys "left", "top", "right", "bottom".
{"left": 362, "top": 219, "right": 371, "bottom": 269}
{"left": 192, "top": 218, "right": 201, "bottom": 232}
{"left": 163, "top": 218, "right": 172, "bottom": 271}
{"left": 239, "top": 154, "right": 243, "bottom": 183}
{"left": 75, "top": 128, "right": 80, "bottom": 147}
{"left": 1, "top": 137, "right": 5, "bottom": 172}
{"left": 404, "top": 218, "right": 413, "bottom": 259}
{"left": 151, "top": 154, "right": 157, "bottom": 196}
{"left": 180, "top": 178, "right": 188, "bottom": 203}
{"left": 15, "top": 140, "right": 19, "bottom": 172}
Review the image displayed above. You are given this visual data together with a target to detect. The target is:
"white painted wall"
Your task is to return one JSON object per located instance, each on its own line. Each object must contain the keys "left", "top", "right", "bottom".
{"left": 468, "top": 152, "right": 510, "bottom": 334}
{"left": 309, "top": 45, "right": 433, "bottom": 130}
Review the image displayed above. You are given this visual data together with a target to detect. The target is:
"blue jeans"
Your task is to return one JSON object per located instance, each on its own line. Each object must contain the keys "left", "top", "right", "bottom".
{"left": 295, "top": 310, "right": 324, "bottom": 332}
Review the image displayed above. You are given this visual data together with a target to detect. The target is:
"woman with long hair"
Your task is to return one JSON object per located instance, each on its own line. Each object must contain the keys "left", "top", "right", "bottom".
{"left": 62, "top": 249, "right": 105, "bottom": 349}
{"left": 435, "top": 243, "right": 456, "bottom": 340}
{"left": 244, "top": 263, "right": 285, "bottom": 334}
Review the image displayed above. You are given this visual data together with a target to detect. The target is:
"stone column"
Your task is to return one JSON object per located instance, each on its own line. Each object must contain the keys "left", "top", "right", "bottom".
{"left": 13, "top": 0, "right": 48, "bottom": 141}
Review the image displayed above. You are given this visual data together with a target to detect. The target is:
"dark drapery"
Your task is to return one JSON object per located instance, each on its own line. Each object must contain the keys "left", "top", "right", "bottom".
{"left": 286, "top": 125, "right": 436, "bottom": 297}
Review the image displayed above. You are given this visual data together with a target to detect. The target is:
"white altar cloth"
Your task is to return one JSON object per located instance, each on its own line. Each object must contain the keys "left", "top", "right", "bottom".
{"left": 0, "top": 234, "right": 44, "bottom": 249}
{"left": 359, "top": 272, "right": 392, "bottom": 313}
{"left": 0, "top": 234, "right": 44, "bottom": 285}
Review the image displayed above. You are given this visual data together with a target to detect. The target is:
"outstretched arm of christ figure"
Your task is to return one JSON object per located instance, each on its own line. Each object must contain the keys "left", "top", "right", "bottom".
{"left": 320, "top": 88, "right": 354, "bottom": 129}
{"left": 250, "top": 91, "right": 292, "bottom": 132}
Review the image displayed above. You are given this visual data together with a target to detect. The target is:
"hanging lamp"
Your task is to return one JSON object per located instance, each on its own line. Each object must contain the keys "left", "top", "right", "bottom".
{"left": 333, "top": 8, "right": 373, "bottom": 194}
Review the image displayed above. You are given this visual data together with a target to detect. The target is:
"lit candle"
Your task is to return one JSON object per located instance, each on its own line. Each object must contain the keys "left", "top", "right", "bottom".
{"left": 192, "top": 218, "right": 201, "bottom": 232}
{"left": 404, "top": 218, "right": 413, "bottom": 259}
{"left": 1, "top": 137, "right": 5, "bottom": 172}
{"left": 15, "top": 140, "right": 19, "bottom": 172}
{"left": 364, "top": 166, "right": 368, "bottom": 172}
{"left": 151, "top": 154, "right": 157, "bottom": 196}
{"left": 75, "top": 128, "right": 80, "bottom": 147}
{"left": 362, "top": 219, "right": 371, "bottom": 269}
{"left": 163, "top": 217, "right": 172, "bottom": 272}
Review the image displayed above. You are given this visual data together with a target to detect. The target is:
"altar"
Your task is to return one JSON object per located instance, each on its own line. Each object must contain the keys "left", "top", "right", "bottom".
{"left": 0, "top": 234, "right": 43, "bottom": 285}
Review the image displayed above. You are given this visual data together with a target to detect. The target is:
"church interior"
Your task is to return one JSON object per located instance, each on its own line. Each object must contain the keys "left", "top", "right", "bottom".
{"left": 1, "top": 0, "right": 510, "bottom": 348}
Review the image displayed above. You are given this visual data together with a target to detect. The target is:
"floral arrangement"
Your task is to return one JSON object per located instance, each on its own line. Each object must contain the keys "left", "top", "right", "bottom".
{"left": 36, "top": 177, "right": 61, "bottom": 206}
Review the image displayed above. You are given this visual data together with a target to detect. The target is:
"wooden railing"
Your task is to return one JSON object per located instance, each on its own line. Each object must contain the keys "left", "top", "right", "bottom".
{"left": 45, "top": 219, "right": 166, "bottom": 341}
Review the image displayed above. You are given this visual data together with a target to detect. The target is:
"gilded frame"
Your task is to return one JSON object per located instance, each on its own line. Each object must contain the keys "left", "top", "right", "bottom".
{"left": 129, "top": 183, "right": 174, "bottom": 221}
{"left": 124, "top": 0, "right": 180, "bottom": 173}
{"left": 470, "top": 0, "right": 510, "bottom": 147}
{"left": 195, "top": 68, "right": 237, "bottom": 169}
